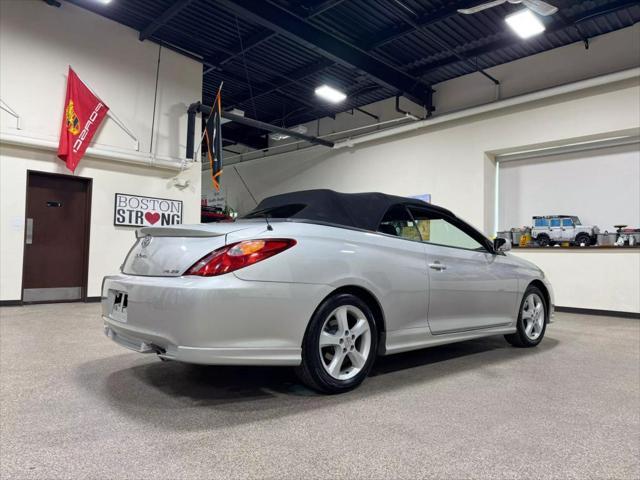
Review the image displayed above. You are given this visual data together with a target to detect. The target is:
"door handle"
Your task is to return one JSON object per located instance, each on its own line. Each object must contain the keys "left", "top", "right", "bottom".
{"left": 25, "top": 218, "right": 33, "bottom": 245}
{"left": 429, "top": 262, "right": 446, "bottom": 271}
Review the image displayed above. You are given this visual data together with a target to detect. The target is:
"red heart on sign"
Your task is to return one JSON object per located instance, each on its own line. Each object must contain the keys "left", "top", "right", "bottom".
{"left": 145, "top": 212, "right": 160, "bottom": 225}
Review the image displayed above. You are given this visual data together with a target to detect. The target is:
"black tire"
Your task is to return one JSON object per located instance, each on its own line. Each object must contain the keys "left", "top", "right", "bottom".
{"left": 575, "top": 233, "right": 590, "bottom": 246}
{"left": 505, "top": 285, "right": 547, "bottom": 348}
{"left": 296, "top": 293, "right": 378, "bottom": 394}
{"left": 536, "top": 234, "right": 550, "bottom": 247}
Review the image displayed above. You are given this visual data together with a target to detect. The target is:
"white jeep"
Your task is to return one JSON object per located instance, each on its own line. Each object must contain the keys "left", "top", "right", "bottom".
{"left": 531, "top": 215, "right": 599, "bottom": 247}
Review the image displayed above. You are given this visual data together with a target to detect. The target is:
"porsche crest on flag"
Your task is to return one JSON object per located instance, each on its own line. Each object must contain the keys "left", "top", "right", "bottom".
{"left": 57, "top": 67, "right": 109, "bottom": 172}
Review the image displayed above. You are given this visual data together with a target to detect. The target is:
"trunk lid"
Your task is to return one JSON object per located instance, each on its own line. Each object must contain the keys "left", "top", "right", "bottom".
{"left": 121, "top": 221, "right": 266, "bottom": 276}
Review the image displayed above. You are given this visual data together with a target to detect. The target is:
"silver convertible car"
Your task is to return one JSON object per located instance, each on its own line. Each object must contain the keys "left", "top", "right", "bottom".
{"left": 102, "top": 190, "right": 554, "bottom": 393}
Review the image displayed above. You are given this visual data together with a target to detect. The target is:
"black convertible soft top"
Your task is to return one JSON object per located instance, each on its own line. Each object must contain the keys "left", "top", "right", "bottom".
{"left": 244, "top": 189, "right": 453, "bottom": 232}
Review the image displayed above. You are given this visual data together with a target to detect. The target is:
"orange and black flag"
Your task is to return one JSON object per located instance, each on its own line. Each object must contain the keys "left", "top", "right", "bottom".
{"left": 204, "top": 86, "right": 223, "bottom": 191}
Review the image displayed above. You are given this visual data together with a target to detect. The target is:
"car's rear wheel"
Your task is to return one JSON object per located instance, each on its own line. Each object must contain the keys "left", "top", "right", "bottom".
{"left": 536, "top": 233, "right": 550, "bottom": 247}
{"left": 575, "top": 232, "right": 590, "bottom": 246}
{"left": 296, "top": 293, "right": 378, "bottom": 394}
{"left": 505, "top": 286, "right": 547, "bottom": 348}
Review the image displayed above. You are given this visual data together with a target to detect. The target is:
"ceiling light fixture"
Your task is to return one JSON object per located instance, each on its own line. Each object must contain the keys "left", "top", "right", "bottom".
{"left": 505, "top": 9, "right": 545, "bottom": 39}
{"left": 314, "top": 85, "right": 347, "bottom": 103}
{"left": 95, "top": 0, "right": 112, "bottom": 4}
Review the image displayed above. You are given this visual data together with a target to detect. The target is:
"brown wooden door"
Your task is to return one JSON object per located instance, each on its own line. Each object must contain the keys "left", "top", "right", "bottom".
{"left": 22, "top": 172, "right": 91, "bottom": 303}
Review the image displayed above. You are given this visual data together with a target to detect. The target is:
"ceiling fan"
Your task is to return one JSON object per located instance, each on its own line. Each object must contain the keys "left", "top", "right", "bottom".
{"left": 458, "top": 0, "right": 558, "bottom": 16}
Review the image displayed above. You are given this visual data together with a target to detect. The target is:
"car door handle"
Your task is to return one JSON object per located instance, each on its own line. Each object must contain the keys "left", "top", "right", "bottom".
{"left": 429, "top": 262, "right": 447, "bottom": 271}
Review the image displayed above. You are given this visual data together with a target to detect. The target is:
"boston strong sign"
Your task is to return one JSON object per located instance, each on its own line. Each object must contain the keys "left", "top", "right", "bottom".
{"left": 114, "top": 193, "right": 183, "bottom": 227}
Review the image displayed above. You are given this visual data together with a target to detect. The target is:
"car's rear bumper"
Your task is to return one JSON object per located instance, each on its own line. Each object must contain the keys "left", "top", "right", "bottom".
{"left": 101, "top": 274, "right": 332, "bottom": 366}
{"left": 103, "top": 321, "right": 302, "bottom": 365}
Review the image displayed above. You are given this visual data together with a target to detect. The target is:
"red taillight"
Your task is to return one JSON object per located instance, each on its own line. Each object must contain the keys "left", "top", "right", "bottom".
{"left": 185, "top": 239, "right": 296, "bottom": 277}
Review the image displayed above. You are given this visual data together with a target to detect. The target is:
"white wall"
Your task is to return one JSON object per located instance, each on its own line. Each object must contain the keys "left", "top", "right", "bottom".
{"left": 432, "top": 24, "right": 640, "bottom": 114}
{"left": 512, "top": 250, "right": 640, "bottom": 314}
{"left": 216, "top": 71, "right": 640, "bottom": 312}
{"left": 0, "top": 1, "right": 202, "bottom": 300}
{"left": 498, "top": 143, "right": 640, "bottom": 232}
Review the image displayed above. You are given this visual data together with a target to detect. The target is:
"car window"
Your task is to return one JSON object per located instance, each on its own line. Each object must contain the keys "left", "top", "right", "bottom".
{"left": 378, "top": 205, "right": 421, "bottom": 241}
{"left": 562, "top": 218, "right": 573, "bottom": 227}
{"left": 550, "top": 218, "right": 561, "bottom": 227}
{"left": 534, "top": 218, "right": 548, "bottom": 227}
{"left": 408, "top": 208, "right": 486, "bottom": 251}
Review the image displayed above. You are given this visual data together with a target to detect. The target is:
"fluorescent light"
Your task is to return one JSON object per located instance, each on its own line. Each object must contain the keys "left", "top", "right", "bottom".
{"left": 95, "top": 0, "right": 112, "bottom": 4}
{"left": 505, "top": 9, "right": 545, "bottom": 39}
{"left": 315, "top": 85, "right": 347, "bottom": 103}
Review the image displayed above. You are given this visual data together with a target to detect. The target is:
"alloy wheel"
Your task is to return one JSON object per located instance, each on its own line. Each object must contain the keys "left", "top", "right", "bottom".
{"left": 522, "top": 293, "right": 545, "bottom": 340}
{"left": 318, "top": 305, "right": 372, "bottom": 380}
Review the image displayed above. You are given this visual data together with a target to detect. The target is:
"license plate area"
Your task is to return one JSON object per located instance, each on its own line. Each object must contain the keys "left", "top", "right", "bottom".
{"left": 110, "top": 290, "right": 128, "bottom": 323}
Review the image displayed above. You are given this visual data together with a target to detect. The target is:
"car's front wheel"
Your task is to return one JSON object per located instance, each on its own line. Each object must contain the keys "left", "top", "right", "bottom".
{"left": 296, "top": 293, "right": 378, "bottom": 394}
{"left": 505, "top": 286, "right": 547, "bottom": 348}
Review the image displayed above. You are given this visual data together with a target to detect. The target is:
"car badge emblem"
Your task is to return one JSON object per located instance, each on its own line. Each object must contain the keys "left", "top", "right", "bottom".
{"left": 141, "top": 235, "right": 152, "bottom": 248}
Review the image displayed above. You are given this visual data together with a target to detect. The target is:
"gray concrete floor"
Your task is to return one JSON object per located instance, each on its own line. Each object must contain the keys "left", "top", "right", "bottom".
{"left": 1, "top": 304, "right": 638, "bottom": 480}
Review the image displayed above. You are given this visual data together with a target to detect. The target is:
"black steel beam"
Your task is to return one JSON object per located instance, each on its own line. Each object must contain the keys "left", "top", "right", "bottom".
{"left": 218, "top": 29, "right": 275, "bottom": 68}
{"left": 224, "top": 58, "right": 334, "bottom": 108}
{"left": 209, "top": 0, "right": 347, "bottom": 71}
{"left": 220, "top": 0, "right": 468, "bottom": 108}
{"left": 388, "top": 0, "right": 500, "bottom": 85}
{"left": 265, "top": 84, "right": 388, "bottom": 127}
{"left": 220, "top": 111, "right": 334, "bottom": 148}
{"left": 139, "top": 0, "right": 195, "bottom": 41}
{"left": 361, "top": 1, "right": 481, "bottom": 50}
{"left": 218, "top": 0, "right": 433, "bottom": 106}
{"left": 409, "top": 0, "right": 639, "bottom": 81}
{"left": 188, "top": 102, "right": 334, "bottom": 152}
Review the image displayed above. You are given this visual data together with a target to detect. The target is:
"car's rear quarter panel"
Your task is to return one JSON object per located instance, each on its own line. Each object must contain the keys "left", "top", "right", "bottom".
{"left": 229, "top": 222, "right": 430, "bottom": 332}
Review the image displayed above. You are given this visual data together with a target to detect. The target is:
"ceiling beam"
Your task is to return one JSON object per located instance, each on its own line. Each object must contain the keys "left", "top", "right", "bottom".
{"left": 218, "top": 0, "right": 433, "bottom": 106}
{"left": 223, "top": 58, "right": 334, "bottom": 108}
{"left": 388, "top": 0, "right": 500, "bottom": 85}
{"left": 409, "top": 0, "right": 639, "bottom": 81}
{"left": 361, "top": 0, "right": 481, "bottom": 50}
{"left": 265, "top": 84, "right": 383, "bottom": 127}
{"left": 139, "top": 0, "right": 196, "bottom": 41}
{"left": 212, "top": 0, "right": 347, "bottom": 70}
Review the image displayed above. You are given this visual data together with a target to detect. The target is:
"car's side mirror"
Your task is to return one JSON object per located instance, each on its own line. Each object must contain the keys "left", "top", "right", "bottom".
{"left": 494, "top": 237, "right": 512, "bottom": 253}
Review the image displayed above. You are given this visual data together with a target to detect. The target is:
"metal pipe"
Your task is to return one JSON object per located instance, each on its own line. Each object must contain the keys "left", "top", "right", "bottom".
{"left": 192, "top": 103, "right": 334, "bottom": 148}
{"left": 223, "top": 111, "right": 334, "bottom": 147}
{"left": 0, "top": 131, "right": 188, "bottom": 171}
{"left": 186, "top": 102, "right": 199, "bottom": 160}
{"left": 395, "top": 95, "right": 421, "bottom": 120}
{"left": 217, "top": 115, "right": 416, "bottom": 166}
{"left": 355, "top": 107, "right": 379, "bottom": 121}
{"left": 334, "top": 68, "right": 640, "bottom": 150}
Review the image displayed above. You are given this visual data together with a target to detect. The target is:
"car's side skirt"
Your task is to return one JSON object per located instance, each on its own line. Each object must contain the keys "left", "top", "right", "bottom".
{"left": 383, "top": 325, "right": 517, "bottom": 356}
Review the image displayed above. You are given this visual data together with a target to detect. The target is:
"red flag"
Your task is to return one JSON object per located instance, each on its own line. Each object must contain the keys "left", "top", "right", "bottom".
{"left": 57, "top": 67, "right": 109, "bottom": 172}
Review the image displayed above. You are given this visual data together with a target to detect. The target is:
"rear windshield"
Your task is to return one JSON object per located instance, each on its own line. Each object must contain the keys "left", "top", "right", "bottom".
{"left": 243, "top": 204, "right": 306, "bottom": 219}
